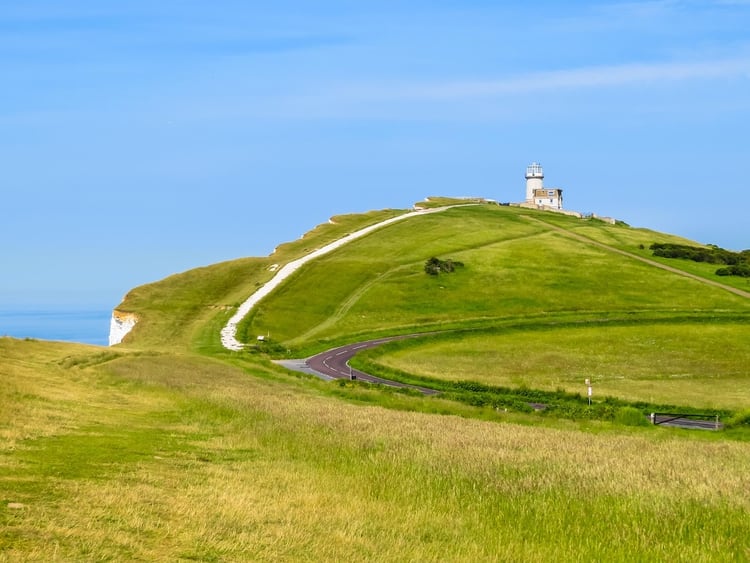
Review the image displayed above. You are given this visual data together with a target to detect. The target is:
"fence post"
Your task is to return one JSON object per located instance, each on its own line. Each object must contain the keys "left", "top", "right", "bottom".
{"left": 650, "top": 412, "right": 655, "bottom": 425}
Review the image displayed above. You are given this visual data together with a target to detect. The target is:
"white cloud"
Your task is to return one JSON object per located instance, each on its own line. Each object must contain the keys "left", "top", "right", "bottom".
{"left": 243, "top": 53, "right": 750, "bottom": 122}
{"left": 350, "top": 57, "right": 750, "bottom": 102}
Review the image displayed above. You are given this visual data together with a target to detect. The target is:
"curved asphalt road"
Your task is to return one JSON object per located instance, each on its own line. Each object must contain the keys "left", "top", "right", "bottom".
{"left": 277, "top": 334, "right": 440, "bottom": 395}
{"left": 277, "top": 336, "right": 723, "bottom": 430}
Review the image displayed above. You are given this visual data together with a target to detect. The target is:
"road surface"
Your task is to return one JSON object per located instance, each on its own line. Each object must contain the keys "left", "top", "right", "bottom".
{"left": 652, "top": 414, "right": 722, "bottom": 430}
{"left": 276, "top": 335, "right": 440, "bottom": 395}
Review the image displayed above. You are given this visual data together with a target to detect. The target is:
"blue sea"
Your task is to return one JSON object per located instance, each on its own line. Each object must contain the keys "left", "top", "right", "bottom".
{"left": 0, "top": 308, "right": 111, "bottom": 346}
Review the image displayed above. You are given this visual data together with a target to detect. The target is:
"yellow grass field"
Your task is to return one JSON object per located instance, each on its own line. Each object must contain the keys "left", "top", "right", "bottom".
{"left": 2, "top": 338, "right": 749, "bottom": 561}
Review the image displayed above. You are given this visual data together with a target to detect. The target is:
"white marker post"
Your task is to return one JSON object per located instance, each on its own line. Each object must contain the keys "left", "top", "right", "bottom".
{"left": 585, "top": 378, "right": 592, "bottom": 406}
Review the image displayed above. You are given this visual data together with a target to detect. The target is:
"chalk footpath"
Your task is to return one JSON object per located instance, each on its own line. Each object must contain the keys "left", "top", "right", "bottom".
{"left": 220, "top": 205, "right": 453, "bottom": 350}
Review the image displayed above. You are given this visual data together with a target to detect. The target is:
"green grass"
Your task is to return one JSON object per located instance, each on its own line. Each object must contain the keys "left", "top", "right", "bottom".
{"left": 353, "top": 318, "right": 750, "bottom": 410}
{"left": 114, "top": 208, "right": 409, "bottom": 352}
{"left": 114, "top": 204, "right": 748, "bottom": 356}
{"left": 2, "top": 339, "right": 750, "bottom": 561}
{"left": 3, "top": 201, "right": 750, "bottom": 560}
{"left": 539, "top": 216, "right": 750, "bottom": 292}
{"left": 112, "top": 203, "right": 748, "bottom": 414}
{"left": 237, "top": 205, "right": 748, "bottom": 353}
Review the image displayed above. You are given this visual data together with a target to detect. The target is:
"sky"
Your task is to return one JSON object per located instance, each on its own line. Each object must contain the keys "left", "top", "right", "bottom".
{"left": 2, "top": 0, "right": 749, "bottom": 311}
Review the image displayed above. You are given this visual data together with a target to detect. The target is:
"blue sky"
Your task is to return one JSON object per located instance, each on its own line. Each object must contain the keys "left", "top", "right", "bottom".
{"left": 2, "top": 0, "right": 749, "bottom": 310}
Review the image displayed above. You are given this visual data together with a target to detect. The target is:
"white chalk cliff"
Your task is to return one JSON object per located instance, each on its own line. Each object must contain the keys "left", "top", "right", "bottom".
{"left": 109, "top": 310, "right": 137, "bottom": 346}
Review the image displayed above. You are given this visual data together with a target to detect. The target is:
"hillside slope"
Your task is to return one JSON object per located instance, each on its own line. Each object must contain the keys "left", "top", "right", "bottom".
{"left": 233, "top": 203, "right": 748, "bottom": 351}
{"left": 3, "top": 199, "right": 750, "bottom": 560}
{"left": 108, "top": 200, "right": 749, "bottom": 409}
{"left": 112, "top": 201, "right": 748, "bottom": 353}
{"left": 112, "top": 208, "right": 409, "bottom": 351}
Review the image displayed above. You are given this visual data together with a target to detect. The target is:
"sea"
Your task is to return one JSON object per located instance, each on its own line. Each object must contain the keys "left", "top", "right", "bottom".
{"left": 0, "top": 307, "right": 111, "bottom": 346}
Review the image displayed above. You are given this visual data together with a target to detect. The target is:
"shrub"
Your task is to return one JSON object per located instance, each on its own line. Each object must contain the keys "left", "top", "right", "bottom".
{"left": 650, "top": 242, "right": 747, "bottom": 266}
{"left": 715, "top": 264, "right": 750, "bottom": 278}
{"left": 725, "top": 409, "right": 750, "bottom": 428}
{"left": 651, "top": 242, "right": 750, "bottom": 277}
{"left": 614, "top": 406, "right": 649, "bottom": 426}
{"left": 424, "top": 257, "right": 464, "bottom": 275}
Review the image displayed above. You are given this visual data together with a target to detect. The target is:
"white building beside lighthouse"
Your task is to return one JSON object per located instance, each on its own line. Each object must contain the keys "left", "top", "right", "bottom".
{"left": 524, "top": 162, "right": 563, "bottom": 210}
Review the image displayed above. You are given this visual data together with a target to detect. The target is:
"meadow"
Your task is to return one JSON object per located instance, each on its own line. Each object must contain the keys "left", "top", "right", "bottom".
{"left": 353, "top": 318, "right": 750, "bottom": 410}
{"left": 2, "top": 337, "right": 749, "bottom": 561}
{"left": 237, "top": 205, "right": 748, "bottom": 354}
{"left": 2, "top": 201, "right": 749, "bottom": 561}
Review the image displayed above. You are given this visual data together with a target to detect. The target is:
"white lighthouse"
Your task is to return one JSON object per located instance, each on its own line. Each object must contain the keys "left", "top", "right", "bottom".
{"left": 525, "top": 162, "right": 544, "bottom": 203}
{"left": 523, "top": 161, "right": 563, "bottom": 210}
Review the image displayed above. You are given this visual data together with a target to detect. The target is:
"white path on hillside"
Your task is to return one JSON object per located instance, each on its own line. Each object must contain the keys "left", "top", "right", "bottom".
{"left": 220, "top": 205, "right": 456, "bottom": 351}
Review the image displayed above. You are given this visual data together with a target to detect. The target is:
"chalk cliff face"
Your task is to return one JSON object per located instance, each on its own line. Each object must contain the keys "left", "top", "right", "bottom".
{"left": 109, "top": 310, "right": 137, "bottom": 346}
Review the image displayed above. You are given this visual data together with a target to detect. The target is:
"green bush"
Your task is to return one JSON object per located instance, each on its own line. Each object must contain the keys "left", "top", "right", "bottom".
{"left": 614, "top": 406, "right": 649, "bottom": 426}
{"left": 424, "top": 256, "right": 464, "bottom": 275}
{"left": 715, "top": 264, "right": 750, "bottom": 277}
{"left": 651, "top": 242, "right": 748, "bottom": 267}
{"left": 725, "top": 409, "right": 750, "bottom": 428}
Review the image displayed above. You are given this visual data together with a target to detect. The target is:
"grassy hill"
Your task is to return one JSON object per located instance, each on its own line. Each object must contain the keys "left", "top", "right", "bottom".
{"left": 236, "top": 205, "right": 747, "bottom": 350}
{"left": 2, "top": 199, "right": 749, "bottom": 560}
{"left": 113, "top": 208, "right": 408, "bottom": 352}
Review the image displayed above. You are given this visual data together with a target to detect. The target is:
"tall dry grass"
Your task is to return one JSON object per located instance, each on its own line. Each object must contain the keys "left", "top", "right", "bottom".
{"left": 4, "top": 343, "right": 748, "bottom": 561}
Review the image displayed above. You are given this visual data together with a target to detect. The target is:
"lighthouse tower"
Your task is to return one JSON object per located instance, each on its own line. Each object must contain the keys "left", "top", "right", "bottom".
{"left": 525, "top": 162, "right": 544, "bottom": 203}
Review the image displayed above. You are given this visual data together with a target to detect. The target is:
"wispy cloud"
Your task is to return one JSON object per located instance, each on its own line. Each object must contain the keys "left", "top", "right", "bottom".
{"left": 250, "top": 54, "right": 750, "bottom": 122}
{"left": 348, "top": 57, "right": 750, "bottom": 102}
